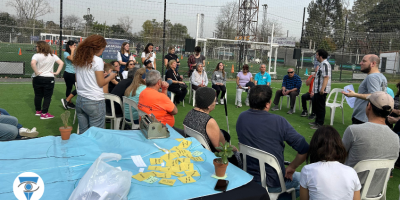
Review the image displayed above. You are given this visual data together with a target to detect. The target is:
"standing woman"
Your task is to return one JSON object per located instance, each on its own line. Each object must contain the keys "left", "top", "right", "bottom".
{"left": 117, "top": 42, "right": 130, "bottom": 73}
{"left": 212, "top": 62, "right": 227, "bottom": 105}
{"left": 61, "top": 40, "right": 77, "bottom": 110}
{"left": 31, "top": 41, "right": 64, "bottom": 119}
{"left": 166, "top": 60, "right": 187, "bottom": 104}
{"left": 164, "top": 46, "right": 180, "bottom": 72}
{"left": 73, "top": 35, "right": 117, "bottom": 133}
{"left": 141, "top": 43, "right": 156, "bottom": 70}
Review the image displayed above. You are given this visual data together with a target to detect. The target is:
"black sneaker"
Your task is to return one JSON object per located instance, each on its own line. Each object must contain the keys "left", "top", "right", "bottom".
{"left": 308, "top": 122, "right": 317, "bottom": 126}
{"left": 310, "top": 124, "right": 322, "bottom": 129}
{"left": 301, "top": 111, "right": 308, "bottom": 117}
{"left": 61, "top": 99, "right": 68, "bottom": 110}
{"left": 67, "top": 102, "right": 76, "bottom": 109}
{"left": 308, "top": 114, "right": 316, "bottom": 120}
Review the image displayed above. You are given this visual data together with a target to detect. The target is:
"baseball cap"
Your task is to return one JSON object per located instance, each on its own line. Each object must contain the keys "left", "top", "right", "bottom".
{"left": 366, "top": 91, "right": 394, "bottom": 112}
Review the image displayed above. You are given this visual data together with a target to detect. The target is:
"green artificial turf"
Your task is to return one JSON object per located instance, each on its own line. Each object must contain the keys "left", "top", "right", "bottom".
{"left": 0, "top": 81, "right": 399, "bottom": 199}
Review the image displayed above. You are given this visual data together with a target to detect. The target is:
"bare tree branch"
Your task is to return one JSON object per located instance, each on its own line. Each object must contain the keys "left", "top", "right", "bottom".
{"left": 117, "top": 16, "right": 133, "bottom": 33}
{"left": 6, "top": 0, "right": 53, "bottom": 21}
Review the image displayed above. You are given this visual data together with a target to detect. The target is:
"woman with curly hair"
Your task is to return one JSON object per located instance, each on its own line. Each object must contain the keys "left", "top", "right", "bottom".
{"left": 73, "top": 35, "right": 117, "bottom": 133}
{"left": 31, "top": 41, "right": 64, "bottom": 119}
{"left": 300, "top": 126, "right": 361, "bottom": 200}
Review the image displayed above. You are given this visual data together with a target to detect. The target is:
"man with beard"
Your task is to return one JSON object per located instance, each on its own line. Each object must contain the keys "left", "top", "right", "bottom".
{"left": 342, "top": 54, "right": 387, "bottom": 124}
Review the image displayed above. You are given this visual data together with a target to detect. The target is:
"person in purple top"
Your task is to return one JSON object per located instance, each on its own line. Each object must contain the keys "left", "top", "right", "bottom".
{"left": 271, "top": 68, "right": 302, "bottom": 114}
{"left": 235, "top": 64, "right": 253, "bottom": 108}
{"left": 237, "top": 85, "right": 309, "bottom": 200}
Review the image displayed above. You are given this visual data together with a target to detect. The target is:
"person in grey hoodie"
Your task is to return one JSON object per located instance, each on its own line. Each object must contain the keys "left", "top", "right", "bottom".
{"left": 212, "top": 62, "right": 227, "bottom": 105}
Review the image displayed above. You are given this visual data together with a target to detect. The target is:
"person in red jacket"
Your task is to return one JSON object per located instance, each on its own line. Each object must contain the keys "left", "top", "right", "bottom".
{"left": 301, "top": 69, "right": 316, "bottom": 119}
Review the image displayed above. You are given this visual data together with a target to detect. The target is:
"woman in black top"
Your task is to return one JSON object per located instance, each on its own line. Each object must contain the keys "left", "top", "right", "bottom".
{"left": 164, "top": 46, "right": 180, "bottom": 71}
{"left": 165, "top": 60, "right": 187, "bottom": 104}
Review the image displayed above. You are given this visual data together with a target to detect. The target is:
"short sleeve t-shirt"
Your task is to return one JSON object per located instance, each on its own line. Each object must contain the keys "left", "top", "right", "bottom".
{"left": 195, "top": 55, "right": 205, "bottom": 66}
{"left": 300, "top": 161, "right": 361, "bottom": 200}
{"left": 117, "top": 52, "right": 129, "bottom": 61}
{"left": 138, "top": 88, "right": 175, "bottom": 126}
{"left": 314, "top": 59, "right": 331, "bottom": 93}
{"left": 141, "top": 52, "right": 156, "bottom": 67}
{"left": 75, "top": 56, "right": 105, "bottom": 101}
{"left": 254, "top": 72, "right": 271, "bottom": 85}
{"left": 63, "top": 52, "right": 75, "bottom": 74}
{"left": 237, "top": 72, "right": 252, "bottom": 87}
{"left": 31, "top": 53, "right": 60, "bottom": 77}
{"left": 352, "top": 73, "right": 387, "bottom": 122}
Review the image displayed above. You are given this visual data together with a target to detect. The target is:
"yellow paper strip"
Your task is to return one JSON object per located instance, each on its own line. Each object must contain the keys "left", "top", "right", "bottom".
{"left": 191, "top": 157, "right": 204, "bottom": 162}
{"left": 177, "top": 140, "right": 192, "bottom": 149}
{"left": 150, "top": 158, "right": 163, "bottom": 165}
{"left": 185, "top": 170, "right": 200, "bottom": 177}
{"left": 172, "top": 172, "right": 185, "bottom": 177}
{"left": 159, "top": 178, "right": 176, "bottom": 186}
{"left": 175, "top": 138, "right": 185, "bottom": 142}
{"left": 161, "top": 153, "right": 177, "bottom": 162}
{"left": 178, "top": 176, "right": 196, "bottom": 184}
{"left": 154, "top": 172, "right": 171, "bottom": 178}
{"left": 132, "top": 173, "right": 151, "bottom": 181}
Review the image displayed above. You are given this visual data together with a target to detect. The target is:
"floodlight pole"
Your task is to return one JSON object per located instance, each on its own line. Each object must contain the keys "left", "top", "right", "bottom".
{"left": 59, "top": 0, "right": 63, "bottom": 78}
{"left": 161, "top": 0, "right": 166, "bottom": 78}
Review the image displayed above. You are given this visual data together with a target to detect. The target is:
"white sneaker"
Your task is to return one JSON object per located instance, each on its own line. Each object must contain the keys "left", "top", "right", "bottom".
{"left": 220, "top": 99, "right": 224, "bottom": 105}
{"left": 19, "top": 127, "right": 39, "bottom": 137}
{"left": 216, "top": 100, "right": 219, "bottom": 105}
{"left": 237, "top": 102, "right": 242, "bottom": 108}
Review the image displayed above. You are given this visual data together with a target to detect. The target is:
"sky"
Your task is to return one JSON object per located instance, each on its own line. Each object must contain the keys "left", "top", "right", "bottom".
{"left": 0, "top": 0, "right": 354, "bottom": 41}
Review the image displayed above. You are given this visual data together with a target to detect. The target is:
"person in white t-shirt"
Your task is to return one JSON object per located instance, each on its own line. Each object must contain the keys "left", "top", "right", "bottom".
{"left": 300, "top": 126, "right": 361, "bottom": 200}
{"left": 31, "top": 41, "right": 64, "bottom": 119}
{"left": 141, "top": 43, "right": 156, "bottom": 70}
{"left": 73, "top": 35, "right": 117, "bottom": 133}
{"left": 117, "top": 42, "right": 130, "bottom": 73}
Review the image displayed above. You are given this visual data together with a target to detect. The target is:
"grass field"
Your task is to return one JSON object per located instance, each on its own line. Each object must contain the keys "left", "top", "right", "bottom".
{"left": 1, "top": 42, "right": 399, "bottom": 82}
{"left": 0, "top": 80, "right": 399, "bottom": 199}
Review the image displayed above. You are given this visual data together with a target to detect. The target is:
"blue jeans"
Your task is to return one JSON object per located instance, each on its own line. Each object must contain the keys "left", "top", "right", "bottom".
{"left": 267, "top": 172, "right": 300, "bottom": 200}
{"left": 0, "top": 108, "right": 20, "bottom": 140}
{"left": 166, "top": 79, "right": 173, "bottom": 98}
{"left": 76, "top": 96, "right": 106, "bottom": 134}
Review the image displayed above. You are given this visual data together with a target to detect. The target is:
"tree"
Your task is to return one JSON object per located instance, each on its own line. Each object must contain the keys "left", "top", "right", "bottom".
{"left": 364, "top": 0, "right": 400, "bottom": 32}
{"left": 83, "top": 14, "right": 94, "bottom": 35}
{"left": 6, "top": 0, "right": 52, "bottom": 21}
{"left": 64, "top": 15, "right": 82, "bottom": 30}
{"left": 302, "top": 0, "right": 345, "bottom": 51}
{"left": 117, "top": 16, "right": 133, "bottom": 33}
{"left": 348, "top": 0, "right": 381, "bottom": 32}
{"left": 215, "top": 1, "right": 238, "bottom": 39}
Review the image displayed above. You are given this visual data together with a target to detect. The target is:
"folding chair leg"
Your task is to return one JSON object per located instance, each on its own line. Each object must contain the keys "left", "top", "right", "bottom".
{"left": 298, "top": 96, "right": 301, "bottom": 111}
{"left": 114, "top": 118, "right": 122, "bottom": 130}
{"left": 330, "top": 108, "right": 336, "bottom": 126}
{"left": 291, "top": 190, "right": 296, "bottom": 200}
{"left": 280, "top": 96, "right": 283, "bottom": 110}
{"left": 286, "top": 96, "right": 290, "bottom": 108}
{"left": 341, "top": 107, "right": 344, "bottom": 124}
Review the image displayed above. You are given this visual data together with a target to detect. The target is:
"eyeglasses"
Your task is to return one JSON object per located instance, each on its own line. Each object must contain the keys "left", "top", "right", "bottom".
{"left": 287, "top": 71, "right": 294, "bottom": 74}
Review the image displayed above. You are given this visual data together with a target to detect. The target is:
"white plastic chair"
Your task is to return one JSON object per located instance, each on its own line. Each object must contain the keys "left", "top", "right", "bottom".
{"left": 235, "top": 87, "right": 249, "bottom": 106}
{"left": 188, "top": 82, "right": 197, "bottom": 107}
{"left": 326, "top": 88, "right": 345, "bottom": 125}
{"left": 306, "top": 99, "right": 312, "bottom": 115}
{"left": 183, "top": 125, "right": 212, "bottom": 151}
{"left": 104, "top": 93, "right": 125, "bottom": 130}
{"left": 279, "top": 93, "right": 301, "bottom": 113}
{"left": 353, "top": 159, "right": 396, "bottom": 200}
{"left": 170, "top": 92, "right": 184, "bottom": 107}
{"left": 122, "top": 97, "right": 140, "bottom": 129}
{"left": 239, "top": 143, "right": 296, "bottom": 200}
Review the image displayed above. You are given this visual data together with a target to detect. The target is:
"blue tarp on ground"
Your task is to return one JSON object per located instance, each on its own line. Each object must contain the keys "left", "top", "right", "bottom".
{"left": 0, "top": 126, "right": 253, "bottom": 200}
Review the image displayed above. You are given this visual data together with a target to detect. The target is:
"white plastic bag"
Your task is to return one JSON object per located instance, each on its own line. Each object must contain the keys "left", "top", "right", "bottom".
{"left": 69, "top": 153, "right": 133, "bottom": 200}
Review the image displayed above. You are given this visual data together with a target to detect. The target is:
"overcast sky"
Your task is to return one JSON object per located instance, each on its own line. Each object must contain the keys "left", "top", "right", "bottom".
{"left": 0, "top": 0, "right": 354, "bottom": 41}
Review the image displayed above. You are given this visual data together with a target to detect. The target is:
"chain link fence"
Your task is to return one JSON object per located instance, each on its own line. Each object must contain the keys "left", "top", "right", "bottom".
{"left": 0, "top": 0, "right": 399, "bottom": 82}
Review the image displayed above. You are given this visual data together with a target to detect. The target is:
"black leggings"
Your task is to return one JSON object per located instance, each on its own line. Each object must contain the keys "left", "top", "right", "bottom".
{"left": 169, "top": 86, "right": 187, "bottom": 103}
{"left": 32, "top": 76, "right": 55, "bottom": 113}
{"left": 63, "top": 71, "right": 77, "bottom": 98}
{"left": 212, "top": 84, "right": 226, "bottom": 99}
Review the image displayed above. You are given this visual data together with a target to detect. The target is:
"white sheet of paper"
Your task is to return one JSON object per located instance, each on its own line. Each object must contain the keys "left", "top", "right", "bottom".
{"left": 131, "top": 155, "right": 147, "bottom": 168}
{"left": 344, "top": 85, "right": 356, "bottom": 108}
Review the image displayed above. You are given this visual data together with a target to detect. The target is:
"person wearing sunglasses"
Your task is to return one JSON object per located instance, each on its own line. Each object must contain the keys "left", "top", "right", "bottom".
{"left": 121, "top": 60, "right": 135, "bottom": 79}
{"left": 271, "top": 68, "right": 302, "bottom": 114}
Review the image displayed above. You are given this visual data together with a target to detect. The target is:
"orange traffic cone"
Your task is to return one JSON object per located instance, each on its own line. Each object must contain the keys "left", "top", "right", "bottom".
{"left": 18, "top": 48, "right": 22, "bottom": 55}
{"left": 54, "top": 50, "right": 57, "bottom": 56}
{"left": 231, "top": 64, "right": 234, "bottom": 73}
{"left": 181, "top": 55, "right": 183, "bottom": 60}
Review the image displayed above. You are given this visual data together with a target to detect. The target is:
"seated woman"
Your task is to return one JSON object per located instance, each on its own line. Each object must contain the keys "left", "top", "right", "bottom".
{"left": 122, "top": 60, "right": 135, "bottom": 79}
{"left": 183, "top": 87, "right": 240, "bottom": 167}
{"left": 190, "top": 63, "right": 208, "bottom": 90}
{"left": 165, "top": 59, "right": 187, "bottom": 104}
{"left": 300, "top": 126, "right": 361, "bottom": 200}
{"left": 124, "top": 68, "right": 147, "bottom": 126}
{"left": 236, "top": 64, "right": 253, "bottom": 108}
{"left": 0, "top": 108, "right": 39, "bottom": 140}
{"left": 212, "top": 62, "right": 227, "bottom": 105}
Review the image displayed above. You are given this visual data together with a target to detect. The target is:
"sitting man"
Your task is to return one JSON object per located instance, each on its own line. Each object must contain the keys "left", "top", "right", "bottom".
{"left": 300, "top": 71, "right": 315, "bottom": 119}
{"left": 138, "top": 70, "right": 178, "bottom": 128}
{"left": 237, "top": 85, "right": 309, "bottom": 199}
{"left": 271, "top": 68, "right": 302, "bottom": 114}
{"left": 0, "top": 108, "right": 39, "bottom": 140}
{"left": 254, "top": 64, "right": 271, "bottom": 86}
{"left": 342, "top": 91, "right": 399, "bottom": 197}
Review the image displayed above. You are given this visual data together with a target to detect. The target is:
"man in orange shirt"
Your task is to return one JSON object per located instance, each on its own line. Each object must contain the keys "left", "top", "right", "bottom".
{"left": 138, "top": 70, "right": 178, "bottom": 127}
{"left": 301, "top": 71, "right": 316, "bottom": 119}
